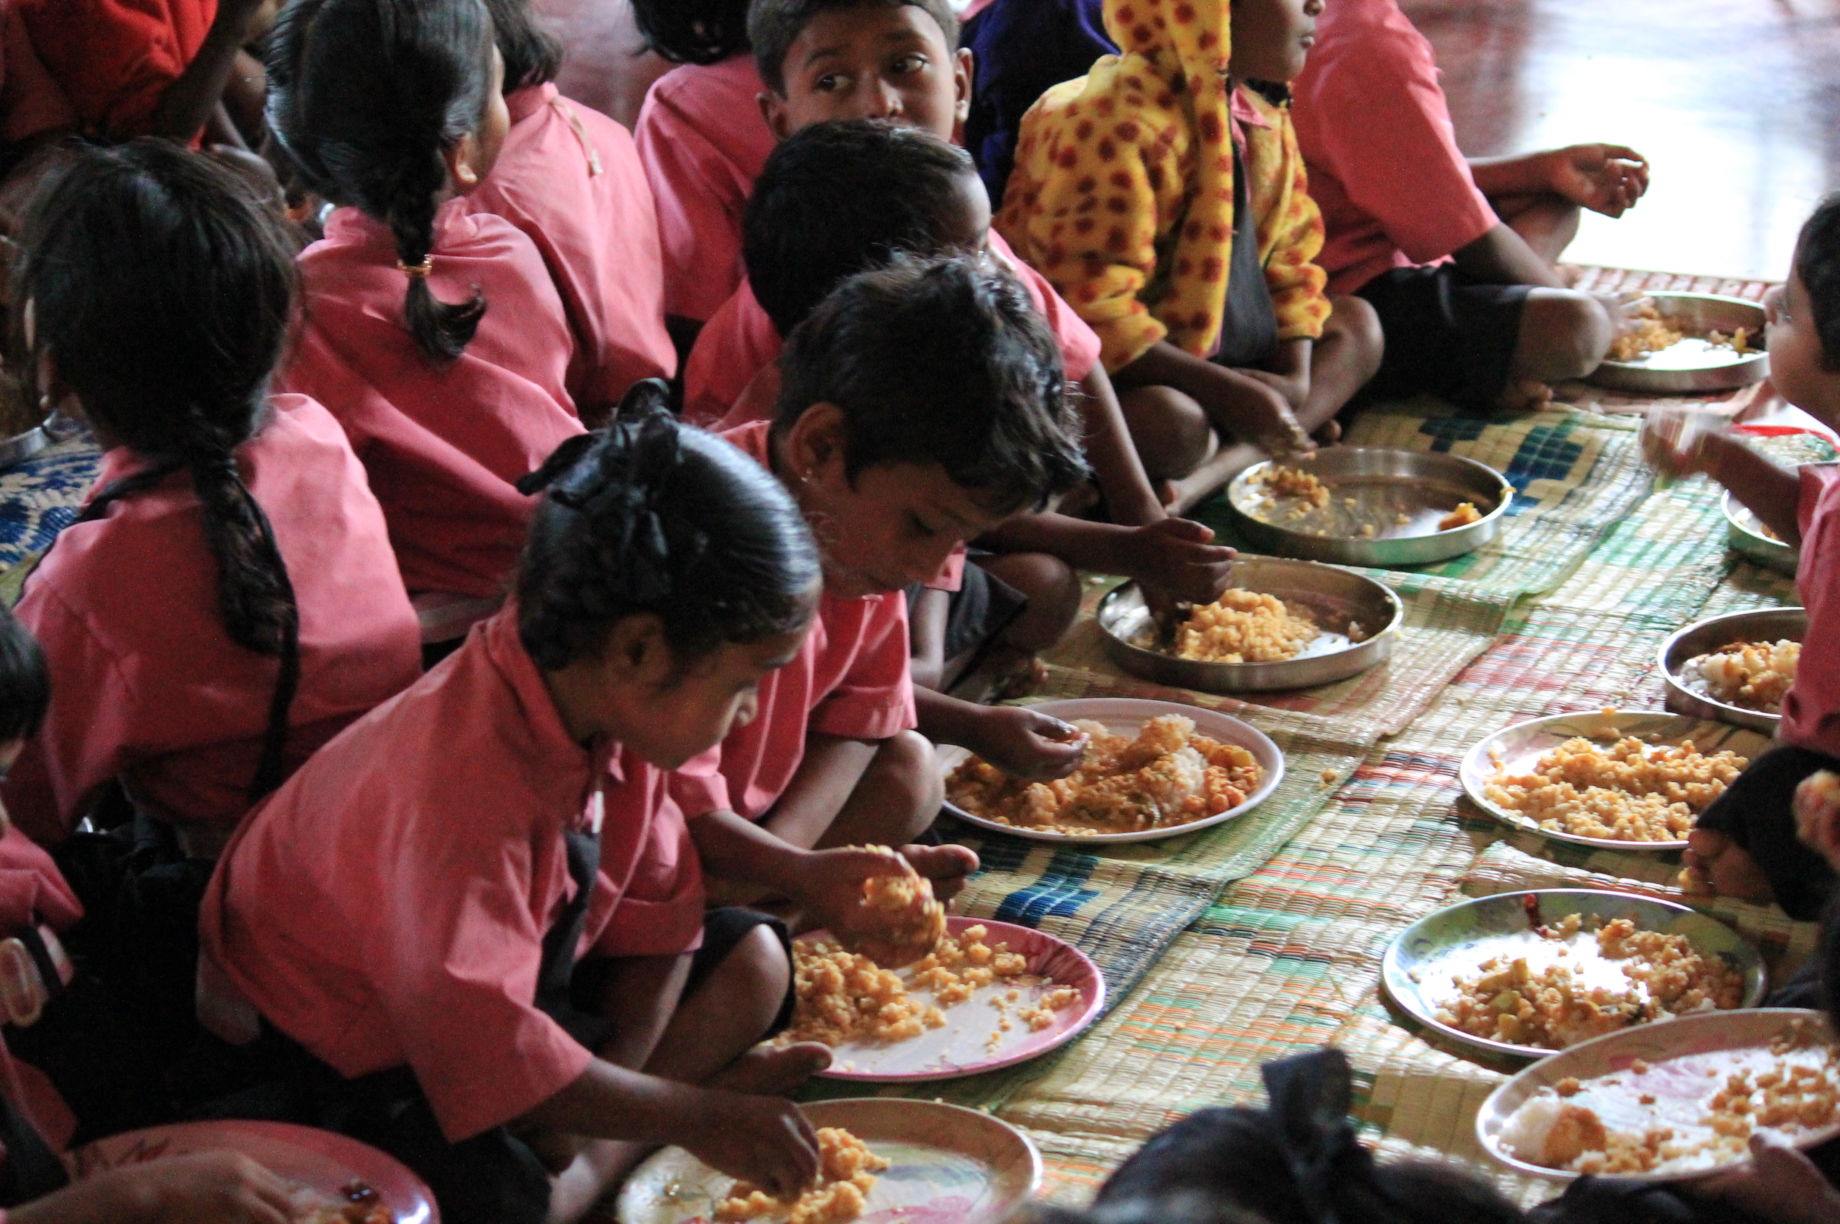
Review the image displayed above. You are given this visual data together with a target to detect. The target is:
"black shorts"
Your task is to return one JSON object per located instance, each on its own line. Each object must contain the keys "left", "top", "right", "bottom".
{"left": 1356, "top": 264, "right": 1531, "bottom": 410}
{"left": 905, "top": 556, "right": 1028, "bottom": 665}
{"left": 1694, "top": 744, "right": 1840, "bottom": 921}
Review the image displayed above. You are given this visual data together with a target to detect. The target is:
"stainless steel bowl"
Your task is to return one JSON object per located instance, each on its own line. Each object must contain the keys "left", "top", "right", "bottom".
{"left": 1723, "top": 488, "right": 1798, "bottom": 575}
{"left": 1659, "top": 606, "right": 1806, "bottom": 732}
{"left": 1096, "top": 557, "right": 1403, "bottom": 692}
{"left": 1589, "top": 291, "right": 1770, "bottom": 394}
{"left": 1224, "top": 448, "right": 1512, "bottom": 567}
{"left": 0, "top": 425, "right": 47, "bottom": 472}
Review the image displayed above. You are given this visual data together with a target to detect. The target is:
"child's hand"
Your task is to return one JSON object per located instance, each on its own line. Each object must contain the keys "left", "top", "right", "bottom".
{"left": 896, "top": 842, "right": 980, "bottom": 905}
{"left": 1126, "top": 517, "right": 1237, "bottom": 607}
{"left": 11, "top": 1151, "right": 298, "bottom": 1224}
{"left": 1640, "top": 409, "right": 1720, "bottom": 479}
{"left": 1199, "top": 366, "right": 1312, "bottom": 458}
{"left": 1692, "top": 1132, "right": 1840, "bottom": 1224}
{"left": 685, "top": 1092, "right": 821, "bottom": 1203}
{"left": 1794, "top": 771, "right": 1840, "bottom": 872}
{"left": 1546, "top": 143, "right": 1650, "bottom": 217}
{"left": 968, "top": 705, "right": 1087, "bottom": 781}
{"left": 796, "top": 846, "right": 941, "bottom": 965}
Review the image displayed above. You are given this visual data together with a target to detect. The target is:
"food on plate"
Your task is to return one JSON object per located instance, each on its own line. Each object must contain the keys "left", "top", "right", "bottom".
{"left": 1483, "top": 734, "right": 1748, "bottom": 842}
{"left": 1679, "top": 639, "right": 1799, "bottom": 713}
{"left": 1438, "top": 501, "right": 1482, "bottom": 531}
{"left": 1433, "top": 913, "right": 1745, "bottom": 1049}
{"left": 716, "top": 1127, "right": 889, "bottom": 1223}
{"left": 1497, "top": 1017, "right": 1840, "bottom": 1175}
{"left": 947, "top": 715, "right": 1263, "bottom": 835}
{"left": 1253, "top": 463, "right": 1330, "bottom": 513}
{"left": 781, "top": 923, "right": 1075, "bottom": 1048}
{"left": 1173, "top": 590, "right": 1322, "bottom": 664}
{"left": 832, "top": 858, "right": 945, "bottom": 968}
{"left": 291, "top": 1181, "right": 391, "bottom": 1224}
{"left": 1608, "top": 305, "right": 1685, "bottom": 361}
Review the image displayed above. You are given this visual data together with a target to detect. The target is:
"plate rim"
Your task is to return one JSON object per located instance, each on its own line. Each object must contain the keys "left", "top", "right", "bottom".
{"left": 799, "top": 914, "right": 1106, "bottom": 1083}
{"left": 1226, "top": 447, "right": 1514, "bottom": 541}
{"left": 939, "top": 696, "right": 1285, "bottom": 844}
{"left": 1657, "top": 607, "right": 1806, "bottom": 729}
{"left": 1475, "top": 1007, "right": 1838, "bottom": 1183}
{"left": 1379, "top": 887, "right": 1768, "bottom": 1060}
{"left": 1458, "top": 709, "right": 1769, "bottom": 851}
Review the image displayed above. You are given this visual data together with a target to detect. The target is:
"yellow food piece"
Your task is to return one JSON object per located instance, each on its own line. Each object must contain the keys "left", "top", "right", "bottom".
{"left": 1438, "top": 502, "right": 1482, "bottom": 530}
{"left": 1174, "top": 590, "right": 1321, "bottom": 664}
{"left": 716, "top": 1128, "right": 890, "bottom": 1223}
{"left": 1483, "top": 736, "right": 1747, "bottom": 842}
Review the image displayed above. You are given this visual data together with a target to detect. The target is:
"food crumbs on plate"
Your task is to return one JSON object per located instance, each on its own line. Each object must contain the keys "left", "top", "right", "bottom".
{"left": 1438, "top": 502, "right": 1482, "bottom": 531}
{"left": 716, "top": 1128, "right": 888, "bottom": 1224}
{"left": 1358, "top": 523, "right": 1377, "bottom": 538}
{"left": 1319, "top": 769, "right": 1338, "bottom": 785}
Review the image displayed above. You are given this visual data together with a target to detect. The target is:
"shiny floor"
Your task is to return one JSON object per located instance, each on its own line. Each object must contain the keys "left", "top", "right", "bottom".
{"left": 541, "top": 0, "right": 1840, "bottom": 284}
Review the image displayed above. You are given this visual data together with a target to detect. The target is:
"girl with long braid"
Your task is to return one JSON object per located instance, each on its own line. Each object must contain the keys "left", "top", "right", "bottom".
{"left": 266, "top": 0, "right": 585, "bottom": 655}
{"left": 0, "top": 140, "right": 421, "bottom": 1137}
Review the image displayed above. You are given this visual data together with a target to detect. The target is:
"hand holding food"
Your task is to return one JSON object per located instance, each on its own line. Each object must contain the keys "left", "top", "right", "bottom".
{"left": 804, "top": 847, "right": 945, "bottom": 969}
{"left": 686, "top": 1092, "right": 821, "bottom": 1205}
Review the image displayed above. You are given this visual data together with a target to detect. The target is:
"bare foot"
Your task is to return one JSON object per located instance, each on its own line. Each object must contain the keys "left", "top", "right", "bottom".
{"left": 1684, "top": 827, "right": 1775, "bottom": 902}
{"left": 709, "top": 1042, "right": 832, "bottom": 1097}
{"left": 1495, "top": 378, "right": 1554, "bottom": 413}
{"left": 1312, "top": 418, "right": 1342, "bottom": 447}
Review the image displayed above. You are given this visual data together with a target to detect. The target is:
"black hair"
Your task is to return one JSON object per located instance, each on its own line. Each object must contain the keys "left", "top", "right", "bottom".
{"left": 516, "top": 382, "right": 820, "bottom": 670}
{"left": 749, "top": 0, "right": 960, "bottom": 95}
{"left": 14, "top": 140, "right": 303, "bottom": 800}
{"left": 1796, "top": 192, "right": 1840, "bottom": 372}
{"left": 266, "top": 0, "right": 494, "bottom": 363}
{"left": 633, "top": 0, "right": 751, "bottom": 64}
{"left": 744, "top": 118, "right": 981, "bottom": 336}
{"left": 772, "top": 253, "right": 1088, "bottom": 516}
{"left": 0, "top": 605, "right": 49, "bottom": 745}
{"left": 482, "top": 0, "right": 562, "bottom": 90}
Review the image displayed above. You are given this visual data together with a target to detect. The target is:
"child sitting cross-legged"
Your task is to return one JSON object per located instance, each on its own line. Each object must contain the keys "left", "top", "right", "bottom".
{"left": 690, "top": 119, "right": 1236, "bottom": 752}
{"left": 998, "top": 0, "right": 1385, "bottom": 511}
{"left": 199, "top": 407, "right": 953, "bottom": 1224}
{"left": 678, "top": 253, "right": 1093, "bottom": 870}
{"left": 1644, "top": 194, "right": 1840, "bottom": 921}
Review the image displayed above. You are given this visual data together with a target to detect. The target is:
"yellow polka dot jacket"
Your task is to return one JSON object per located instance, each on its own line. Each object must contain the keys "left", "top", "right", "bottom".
{"left": 995, "top": 0, "right": 1331, "bottom": 374}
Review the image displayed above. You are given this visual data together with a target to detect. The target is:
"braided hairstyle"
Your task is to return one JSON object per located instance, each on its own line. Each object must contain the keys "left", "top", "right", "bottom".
{"left": 0, "top": 605, "right": 49, "bottom": 747}
{"left": 516, "top": 382, "right": 820, "bottom": 671}
{"left": 14, "top": 141, "right": 302, "bottom": 800}
{"left": 481, "top": 0, "right": 563, "bottom": 91}
{"left": 1797, "top": 192, "right": 1840, "bottom": 372}
{"left": 266, "top": 0, "right": 494, "bottom": 362}
{"left": 773, "top": 253, "right": 1089, "bottom": 516}
{"left": 632, "top": 0, "right": 750, "bottom": 64}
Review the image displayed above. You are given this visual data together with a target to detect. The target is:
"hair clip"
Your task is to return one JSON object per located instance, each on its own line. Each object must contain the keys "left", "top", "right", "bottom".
{"left": 397, "top": 257, "right": 435, "bottom": 279}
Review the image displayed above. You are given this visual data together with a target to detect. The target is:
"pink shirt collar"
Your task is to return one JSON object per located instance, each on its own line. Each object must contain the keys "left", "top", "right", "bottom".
{"left": 476, "top": 606, "right": 624, "bottom": 797}
{"left": 505, "top": 82, "right": 559, "bottom": 125}
{"left": 323, "top": 196, "right": 481, "bottom": 252}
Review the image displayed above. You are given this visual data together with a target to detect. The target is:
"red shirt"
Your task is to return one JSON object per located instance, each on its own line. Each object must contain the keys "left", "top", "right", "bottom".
{"left": 1780, "top": 465, "right": 1840, "bottom": 758}
{"left": 3, "top": 397, "right": 422, "bottom": 845}
{"left": 201, "top": 608, "right": 706, "bottom": 1143}
{"left": 1289, "top": 0, "right": 1499, "bottom": 296}
{"left": 670, "top": 423, "right": 917, "bottom": 821}
{"left": 14, "top": 0, "right": 212, "bottom": 140}
{"left": 277, "top": 200, "right": 584, "bottom": 601}
{"left": 633, "top": 55, "right": 774, "bottom": 323}
{"left": 0, "top": 5, "right": 74, "bottom": 145}
{"left": 688, "top": 232, "right": 1101, "bottom": 429}
{"left": 468, "top": 84, "right": 676, "bottom": 414}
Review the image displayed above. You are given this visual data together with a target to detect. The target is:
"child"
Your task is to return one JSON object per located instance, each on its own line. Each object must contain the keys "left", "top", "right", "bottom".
{"left": 266, "top": 0, "right": 584, "bottom": 652}
{"left": 692, "top": 120, "right": 1236, "bottom": 691}
{"left": 1022, "top": 1048, "right": 1525, "bottom": 1224}
{"left": 997, "top": 0, "right": 1386, "bottom": 509}
{"left": 1644, "top": 194, "right": 1840, "bottom": 921}
{"left": 13, "top": 0, "right": 270, "bottom": 144}
{"left": 1291, "top": 0, "right": 1647, "bottom": 410}
{"left": 630, "top": 0, "right": 769, "bottom": 331}
{"left": 200, "top": 411, "right": 949, "bottom": 1224}
{"left": 1, "top": 140, "right": 421, "bottom": 856}
{"left": 0, "top": 605, "right": 307, "bottom": 1224}
{"left": 677, "top": 253, "right": 1093, "bottom": 858}
{"left": 468, "top": 0, "right": 677, "bottom": 417}
{"left": 0, "top": 6, "right": 74, "bottom": 162}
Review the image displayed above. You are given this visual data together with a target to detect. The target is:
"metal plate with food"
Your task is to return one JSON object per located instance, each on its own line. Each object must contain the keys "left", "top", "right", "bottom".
{"left": 783, "top": 915, "right": 1104, "bottom": 1082}
{"left": 1589, "top": 291, "right": 1770, "bottom": 395}
{"left": 71, "top": 1120, "right": 437, "bottom": 1223}
{"left": 1096, "top": 560, "right": 1402, "bottom": 692}
{"left": 1477, "top": 1009, "right": 1840, "bottom": 1182}
{"left": 939, "top": 697, "right": 1284, "bottom": 844}
{"left": 617, "top": 1098, "right": 1042, "bottom": 1224}
{"left": 1459, "top": 710, "right": 1769, "bottom": 851}
{"left": 1223, "top": 448, "right": 1513, "bottom": 567}
{"left": 1659, "top": 607, "right": 1806, "bottom": 733}
{"left": 1381, "top": 889, "right": 1765, "bottom": 1061}
{"left": 1723, "top": 489, "right": 1797, "bottom": 575}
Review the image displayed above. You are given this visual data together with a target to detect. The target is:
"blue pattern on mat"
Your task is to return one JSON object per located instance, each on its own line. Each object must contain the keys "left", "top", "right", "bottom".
{"left": 0, "top": 430, "right": 100, "bottom": 574}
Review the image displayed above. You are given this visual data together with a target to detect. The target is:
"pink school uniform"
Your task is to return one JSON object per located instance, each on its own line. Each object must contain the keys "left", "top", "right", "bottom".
{"left": 467, "top": 84, "right": 676, "bottom": 413}
{"left": 200, "top": 607, "right": 705, "bottom": 1144}
{"left": 1780, "top": 466, "right": 1840, "bottom": 757}
{"left": 2, "top": 396, "right": 422, "bottom": 848}
{"left": 633, "top": 55, "right": 774, "bottom": 324}
{"left": 669, "top": 422, "right": 916, "bottom": 823}
{"left": 688, "top": 231, "right": 1102, "bottom": 429}
{"left": 1288, "top": 0, "right": 1501, "bottom": 297}
{"left": 277, "top": 199, "right": 583, "bottom": 608}
{"left": 0, "top": 824, "right": 81, "bottom": 1197}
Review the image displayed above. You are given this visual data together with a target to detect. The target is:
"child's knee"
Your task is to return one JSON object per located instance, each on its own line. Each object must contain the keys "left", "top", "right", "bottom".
{"left": 1516, "top": 289, "right": 1613, "bottom": 381}
{"left": 872, "top": 730, "right": 946, "bottom": 841}
{"left": 986, "top": 553, "right": 1080, "bottom": 652}
{"left": 1120, "top": 384, "right": 1213, "bottom": 478}
{"left": 1326, "top": 294, "right": 1385, "bottom": 382}
{"left": 717, "top": 924, "right": 794, "bottom": 1038}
